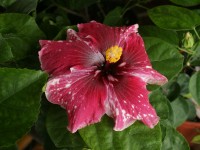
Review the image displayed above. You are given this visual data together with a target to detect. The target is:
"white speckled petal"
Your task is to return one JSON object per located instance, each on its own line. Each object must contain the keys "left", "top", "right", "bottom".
{"left": 118, "top": 30, "right": 168, "bottom": 86}
{"left": 39, "top": 37, "right": 104, "bottom": 76}
{"left": 104, "top": 76, "right": 159, "bottom": 131}
{"left": 77, "top": 21, "right": 139, "bottom": 53}
{"left": 46, "top": 66, "right": 107, "bottom": 133}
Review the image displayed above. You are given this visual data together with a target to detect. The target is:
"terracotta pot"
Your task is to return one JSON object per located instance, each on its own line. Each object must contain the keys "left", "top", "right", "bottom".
{"left": 177, "top": 121, "right": 200, "bottom": 145}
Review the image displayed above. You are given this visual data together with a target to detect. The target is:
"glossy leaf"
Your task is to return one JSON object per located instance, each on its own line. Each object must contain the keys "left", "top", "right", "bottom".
{"left": 35, "top": 99, "right": 69, "bottom": 150}
{"left": 190, "top": 42, "right": 200, "bottom": 66}
{"left": 177, "top": 73, "right": 190, "bottom": 95}
{"left": 7, "top": 0, "right": 38, "bottom": 14}
{"left": 0, "top": 13, "right": 44, "bottom": 63}
{"left": 189, "top": 71, "right": 200, "bottom": 104}
{"left": 0, "top": 0, "right": 16, "bottom": 7}
{"left": 0, "top": 34, "right": 13, "bottom": 63}
{"left": 79, "top": 116, "right": 161, "bottom": 150}
{"left": 160, "top": 98, "right": 174, "bottom": 127}
{"left": 149, "top": 89, "right": 169, "bottom": 121}
{"left": 144, "top": 37, "right": 183, "bottom": 80}
{"left": 148, "top": 5, "right": 200, "bottom": 30}
{"left": 139, "top": 25, "right": 179, "bottom": 45}
{"left": 0, "top": 68, "right": 47, "bottom": 147}
{"left": 162, "top": 80, "right": 181, "bottom": 101}
{"left": 186, "top": 100, "right": 196, "bottom": 121}
{"left": 46, "top": 104, "right": 87, "bottom": 149}
{"left": 103, "top": 7, "right": 123, "bottom": 26}
{"left": 170, "top": 0, "right": 200, "bottom": 6}
{"left": 78, "top": 89, "right": 170, "bottom": 150}
{"left": 170, "top": 97, "right": 189, "bottom": 127}
{"left": 161, "top": 126, "right": 189, "bottom": 150}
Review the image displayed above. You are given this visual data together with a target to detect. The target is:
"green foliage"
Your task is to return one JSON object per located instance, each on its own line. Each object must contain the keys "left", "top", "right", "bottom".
{"left": 103, "top": 7, "right": 123, "bottom": 26}
{"left": 139, "top": 25, "right": 179, "bottom": 46}
{"left": 161, "top": 126, "right": 189, "bottom": 150}
{"left": 162, "top": 80, "right": 181, "bottom": 101}
{"left": 0, "top": 13, "right": 44, "bottom": 64}
{"left": 144, "top": 37, "right": 183, "bottom": 80}
{"left": 148, "top": 5, "right": 200, "bottom": 30}
{"left": 177, "top": 73, "right": 190, "bottom": 95}
{"left": 0, "top": 68, "right": 47, "bottom": 148}
{"left": 0, "top": 0, "right": 16, "bottom": 8}
{"left": 170, "top": 0, "right": 200, "bottom": 7}
{"left": 79, "top": 117, "right": 161, "bottom": 150}
{"left": 190, "top": 42, "right": 200, "bottom": 66}
{"left": 6, "top": 0, "right": 38, "bottom": 14}
{"left": 46, "top": 104, "right": 87, "bottom": 149}
{"left": 170, "top": 97, "right": 190, "bottom": 127}
{"left": 189, "top": 71, "right": 200, "bottom": 104}
{"left": 1, "top": 0, "right": 200, "bottom": 149}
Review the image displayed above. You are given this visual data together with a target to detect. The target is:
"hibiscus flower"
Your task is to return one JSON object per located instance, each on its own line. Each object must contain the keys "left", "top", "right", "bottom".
{"left": 39, "top": 21, "right": 168, "bottom": 133}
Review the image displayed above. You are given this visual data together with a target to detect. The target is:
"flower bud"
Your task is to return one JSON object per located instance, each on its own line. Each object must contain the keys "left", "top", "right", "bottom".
{"left": 182, "top": 32, "right": 194, "bottom": 49}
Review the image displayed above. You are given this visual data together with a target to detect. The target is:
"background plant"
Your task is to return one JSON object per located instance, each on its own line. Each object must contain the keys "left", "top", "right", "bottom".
{"left": 1, "top": 0, "right": 200, "bottom": 150}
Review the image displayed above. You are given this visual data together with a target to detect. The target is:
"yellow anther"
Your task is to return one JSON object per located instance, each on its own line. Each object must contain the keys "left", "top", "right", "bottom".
{"left": 105, "top": 45, "right": 123, "bottom": 63}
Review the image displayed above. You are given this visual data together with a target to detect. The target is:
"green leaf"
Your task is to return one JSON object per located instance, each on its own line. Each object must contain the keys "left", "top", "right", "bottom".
{"left": 177, "top": 73, "right": 190, "bottom": 95}
{"left": 0, "top": 13, "right": 44, "bottom": 63}
{"left": 35, "top": 100, "right": 67, "bottom": 150}
{"left": 170, "top": 97, "right": 189, "bottom": 127}
{"left": 139, "top": 25, "right": 179, "bottom": 46}
{"left": 0, "top": 34, "right": 13, "bottom": 63}
{"left": 149, "top": 89, "right": 169, "bottom": 121}
{"left": 79, "top": 116, "right": 161, "bottom": 150}
{"left": 170, "top": 0, "right": 200, "bottom": 6}
{"left": 160, "top": 99, "right": 174, "bottom": 127}
{"left": 78, "top": 89, "right": 169, "bottom": 150}
{"left": 144, "top": 37, "right": 183, "bottom": 80}
{"left": 161, "top": 126, "right": 189, "bottom": 150}
{"left": 103, "top": 7, "right": 123, "bottom": 26}
{"left": 46, "top": 104, "right": 87, "bottom": 149}
{"left": 162, "top": 80, "right": 181, "bottom": 101}
{"left": 154, "top": 92, "right": 189, "bottom": 149}
{"left": 0, "top": 68, "right": 47, "bottom": 147}
{"left": 186, "top": 100, "right": 196, "bottom": 121}
{"left": 148, "top": 5, "right": 200, "bottom": 30}
{"left": 190, "top": 42, "right": 200, "bottom": 66}
{"left": 189, "top": 71, "right": 200, "bottom": 104}
{"left": 0, "top": 0, "right": 16, "bottom": 7}
{"left": 7, "top": 0, "right": 38, "bottom": 14}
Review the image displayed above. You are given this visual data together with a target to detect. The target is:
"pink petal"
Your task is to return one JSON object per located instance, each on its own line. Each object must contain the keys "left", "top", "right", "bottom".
{"left": 121, "top": 30, "right": 150, "bottom": 68}
{"left": 105, "top": 76, "right": 159, "bottom": 131}
{"left": 39, "top": 39, "right": 104, "bottom": 76}
{"left": 45, "top": 66, "right": 107, "bottom": 133}
{"left": 120, "top": 31, "right": 168, "bottom": 85}
{"left": 77, "top": 21, "right": 139, "bottom": 53}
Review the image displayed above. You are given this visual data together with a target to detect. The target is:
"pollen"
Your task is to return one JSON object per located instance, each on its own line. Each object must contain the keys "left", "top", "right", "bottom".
{"left": 105, "top": 45, "right": 123, "bottom": 63}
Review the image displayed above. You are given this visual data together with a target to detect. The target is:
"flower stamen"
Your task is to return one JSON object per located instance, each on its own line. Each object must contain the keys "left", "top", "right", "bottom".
{"left": 105, "top": 45, "right": 123, "bottom": 63}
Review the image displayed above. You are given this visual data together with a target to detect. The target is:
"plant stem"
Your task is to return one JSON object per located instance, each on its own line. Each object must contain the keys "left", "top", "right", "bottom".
{"left": 135, "top": 4, "right": 148, "bottom": 10}
{"left": 97, "top": 1, "right": 106, "bottom": 17}
{"left": 193, "top": 27, "right": 200, "bottom": 40}
{"left": 51, "top": 0, "right": 86, "bottom": 20}
{"left": 122, "top": 0, "right": 148, "bottom": 17}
